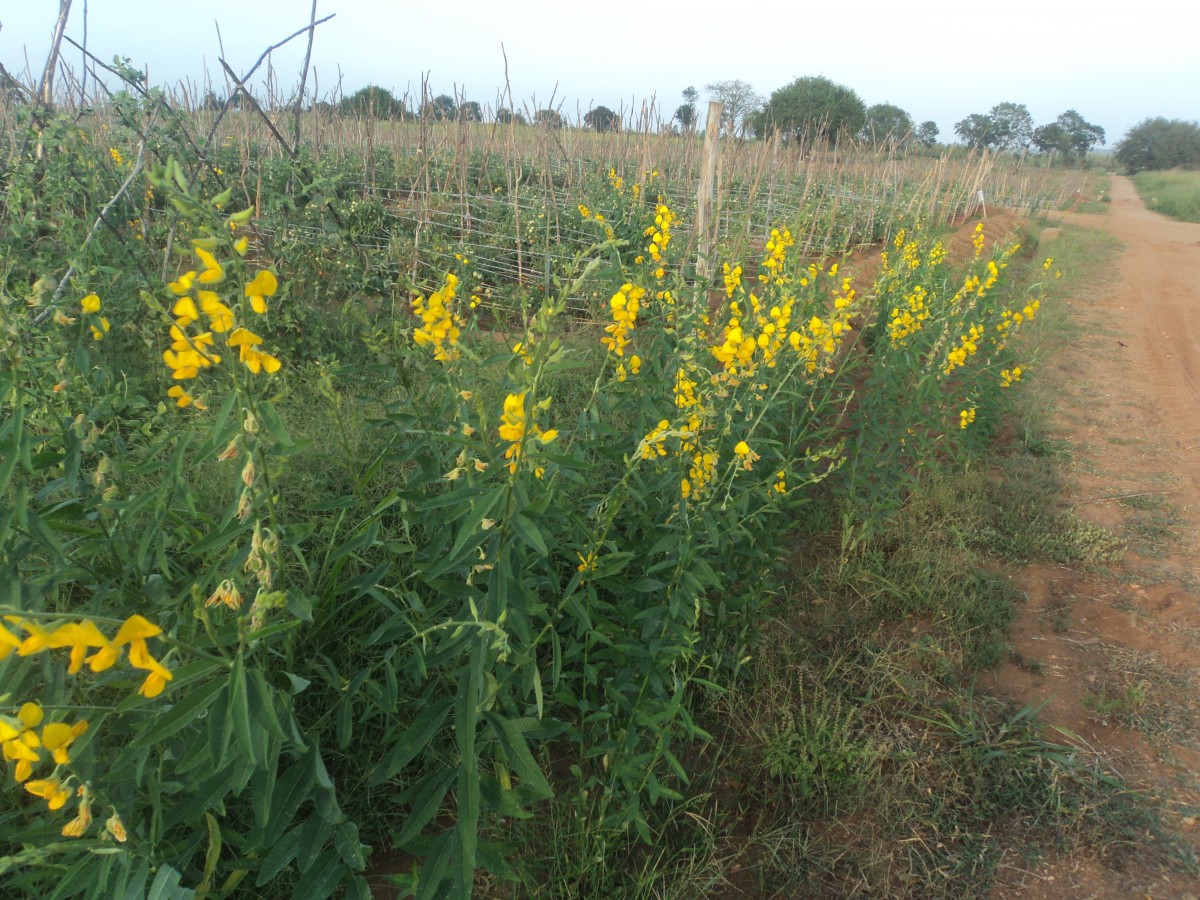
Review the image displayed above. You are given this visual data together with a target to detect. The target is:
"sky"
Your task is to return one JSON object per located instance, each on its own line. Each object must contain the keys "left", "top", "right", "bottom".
{"left": 2, "top": 0, "right": 1197, "bottom": 145}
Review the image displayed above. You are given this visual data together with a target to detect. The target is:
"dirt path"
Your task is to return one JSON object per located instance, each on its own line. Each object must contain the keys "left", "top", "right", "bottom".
{"left": 991, "top": 177, "right": 1200, "bottom": 897}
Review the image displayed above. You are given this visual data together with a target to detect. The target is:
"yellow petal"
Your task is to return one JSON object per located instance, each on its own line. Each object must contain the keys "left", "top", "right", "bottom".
{"left": 245, "top": 270, "right": 277, "bottom": 299}
{"left": 112, "top": 614, "right": 162, "bottom": 645}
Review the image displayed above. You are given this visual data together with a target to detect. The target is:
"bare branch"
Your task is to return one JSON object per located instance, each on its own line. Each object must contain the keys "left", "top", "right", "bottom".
{"left": 38, "top": 0, "right": 74, "bottom": 108}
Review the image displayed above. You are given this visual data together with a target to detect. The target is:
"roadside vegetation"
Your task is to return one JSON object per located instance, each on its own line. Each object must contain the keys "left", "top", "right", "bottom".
{"left": 1132, "top": 170, "right": 1200, "bottom": 223}
{"left": 0, "top": 23, "right": 1190, "bottom": 900}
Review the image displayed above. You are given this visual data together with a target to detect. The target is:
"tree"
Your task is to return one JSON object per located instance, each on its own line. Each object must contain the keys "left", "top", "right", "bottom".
{"left": 954, "top": 113, "right": 993, "bottom": 149}
{"left": 425, "top": 94, "right": 457, "bottom": 121}
{"left": 459, "top": 101, "right": 483, "bottom": 123}
{"left": 916, "top": 121, "right": 940, "bottom": 148}
{"left": 534, "top": 108, "right": 564, "bottom": 130}
{"left": 584, "top": 105, "right": 619, "bottom": 132}
{"left": 757, "top": 76, "right": 866, "bottom": 145}
{"left": 1053, "top": 109, "right": 1105, "bottom": 157}
{"left": 339, "top": 85, "right": 407, "bottom": 119}
{"left": 862, "top": 103, "right": 914, "bottom": 147}
{"left": 674, "top": 85, "right": 699, "bottom": 132}
{"left": 703, "top": 79, "right": 761, "bottom": 136}
{"left": 495, "top": 107, "right": 526, "bottom": 125}
{"left": 987, "top": 102, "right": 1034, "bottom": 152}
{"left": 1031, "top": 122, "right": 1073, "bottom": 157}
{"left": 1115, "top": 118, "right": 1200, "bottom": 172}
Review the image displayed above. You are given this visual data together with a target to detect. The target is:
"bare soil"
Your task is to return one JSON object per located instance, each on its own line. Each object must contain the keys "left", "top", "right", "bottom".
{"left": 989, "top": 176, "right": 1200, "bottom": 898}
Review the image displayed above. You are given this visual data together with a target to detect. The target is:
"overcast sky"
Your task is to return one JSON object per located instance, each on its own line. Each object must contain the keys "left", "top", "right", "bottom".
{"left": 2, "top": 0, "right": 1196, "bottom": 144}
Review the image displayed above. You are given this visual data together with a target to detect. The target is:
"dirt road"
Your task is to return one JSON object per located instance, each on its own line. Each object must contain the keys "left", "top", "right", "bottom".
{"left": 992, "top": 177, "right": 1200, "bottom": 897}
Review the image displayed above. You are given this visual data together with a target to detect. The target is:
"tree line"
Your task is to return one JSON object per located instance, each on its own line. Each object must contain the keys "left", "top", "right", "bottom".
{"left": 234, "top": 81, "right": 1198, "bottom": 172}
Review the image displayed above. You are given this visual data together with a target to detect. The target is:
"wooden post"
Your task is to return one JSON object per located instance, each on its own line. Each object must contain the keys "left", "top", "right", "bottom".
{"left": 695, "top": 100, "right": 723, "bottom": 281}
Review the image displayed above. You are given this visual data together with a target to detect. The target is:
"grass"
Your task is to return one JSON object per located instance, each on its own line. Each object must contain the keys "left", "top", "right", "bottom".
{"left": 1132, "top": 170, "right": 1200, "bottom": 223}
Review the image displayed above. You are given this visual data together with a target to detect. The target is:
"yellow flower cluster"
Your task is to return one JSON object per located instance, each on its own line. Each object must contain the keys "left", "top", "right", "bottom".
{"left": 412, "top": 272, "right": 463, "bottom": 362}
{"left": 639, "top": 420, "right": 671, "bottom": 460}
{"left": 773, "top": 470, "right": 787, "bottom": 494}
{"left": 960, "top": 407, "right": 977, "bottom": 429}
{"left": 1, "top": 701, "right": 88, "bottom": 785}
{"left": 733, "top": 440, "right": 760, "bottom": 471}
{"left": 601, "top": 283, "right": 644, "bottom": 357}
{"left": 616, "top": 354, "right": 642, "bottom": 383}
{"left": 164, "top": 238, "right": 280, "bottom": 408}
{"left": 995, "top": 299, "right": 1040, "bottom": 348}
{"left": 2, "top": 614, "right": 172, "bottom": 698}
{"left": 674, "top": 367, "right": 700, "bottom": 409}
{"left": 608, "top": 167, "right": 624, "bottom": 193}
{"left": 759, "top": 228, "right": 794, "bottom": 284}
{"left": 712, "top": 265, "right": 854, "bottom": 381}
{"left": 723, "top": 263, "right": 743, "bottom": 298}
{"left": 943, "top": 324, "right": 985, "bottom": 375}
{"left": 888, "top": 285, "right": 930, "bottom": 345}
{"left": 1000, "top": 366, "right": 1023, "bottom": 388}
{"left": 498, "top": 392, "right": 558, "bottom": 475}
{"left": 644, "top": 203, "right": 674, "bottom": 268}
{"left": 80, "top": 293, "right": 111, "bottom": 341}
{"left": 681, "top": 449, "right": 717, "bottom": 501}
{"left": 972, "top": 223, "right": 985, "bottom": 258}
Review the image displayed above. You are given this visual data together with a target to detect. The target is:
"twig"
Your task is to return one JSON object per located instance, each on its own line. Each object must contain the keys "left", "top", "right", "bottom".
{"left": 38, "top": 0, "right": 74, "bottom": 109}
{"left": 1091, "top": 490, "right": 1168, "bottom": 503}
{"left": 218, "top": 57, "right": 293, "bottom": 156}
{"left": 291, "top": 0, "right": 320, "bottom": 154}
{"left": 201, "top": 13, "right": 334, "bottom": 158}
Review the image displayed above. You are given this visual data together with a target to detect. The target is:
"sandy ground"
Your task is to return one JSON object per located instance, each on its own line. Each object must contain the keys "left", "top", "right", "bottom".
{"left": 990, "top": 176, "right": 1200, "bottom": 898}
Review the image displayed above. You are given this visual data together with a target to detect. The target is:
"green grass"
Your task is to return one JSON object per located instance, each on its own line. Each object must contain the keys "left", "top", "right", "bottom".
{"left": 1132, "top": 170, "right": 1200, "bottom": 223}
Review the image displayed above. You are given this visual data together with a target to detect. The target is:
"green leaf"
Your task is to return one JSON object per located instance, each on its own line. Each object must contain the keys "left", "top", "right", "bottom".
{"left": 394, "top": 768, "right": 456, "bottom": 847}
{"left": 146, "top": 864, "right": 189, "bottom": 900}
{"left": 131, "top": 676, "right": 226, "bottom": 748}
{"left": 509, "top": 513, "right": 549, "bottom": 557}
{"left": 290, "top": 849, "right": 346, "bottom": 900}
{"left": 455, "top": 640, "right": 483, "bottom": 890}
{"left": 484, "top": 711, "right": 553, "bottom": 799}
{"left": 248, "top": 670, "right": 287, "bottom": 742}
{"left": 368, "top": 699, "right": 452, "bottom": 786}
{"left": 296, "top": 813, "right": 335, "bottom": 874}
{"left": 196, "top": 812, "right": 223, "bottom": 895}
{"left": 264, "top": 764, "right": 311, "bottom": 847}
{"left": 256, "top": 825, "right": 301, "bottom": 886}
{"left": 334, "top": 820, "right": 366, "bottom": 871}
{"left": 414, "top": 831, "right": 453, "bottom": 900}
{"left": 207, "top": 684, "right": 231, "bottom": 768}
{"left": 429, "top": 487, "right": 504, "bottom": 578}
{"left": 229, "top": 655, "right": 258, "bottom": 766}
{"left": 257, "top": 402, "right": 295, "bottom": 449}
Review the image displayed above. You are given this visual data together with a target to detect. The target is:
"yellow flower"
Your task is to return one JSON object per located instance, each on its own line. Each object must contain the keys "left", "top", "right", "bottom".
{"left": 105, "top": 811, "right": 128, "bottom": 842}
{"left": 245, "top": 270, "right": 278, "bottom": 314}
{"left": 81, "top": 293, "right": 101, "bottom": 314}
{"left": 61, "top": 794, "right": 92, "bottom": 837}
{"left": 194, "top": 246, "right": 225, "bottom": 284}
{"left": 733, "top": 440, "right": 760, "bottom": 470}
{"left": 0, "top": 620, "right": 20, "bottom": 659}
{"left": 46, "top": 621, "right": 112, "bottom": 675}
{"left": 25, "top": 777, "right": 71, "bottom": 810}
{"left": 90, "top": 318, "right": 111, "bottom": 341}
{"left": 129, "top": 639, "right": 173, "bottom": 698}
{"left": 173, "top": 296, "right": 200, "bottom": 327}
{"left": 42, "top": 720, "right": 87, "bottom": 765}
{"left": 168, "top": 271, "right": 197, "bottom": 295}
